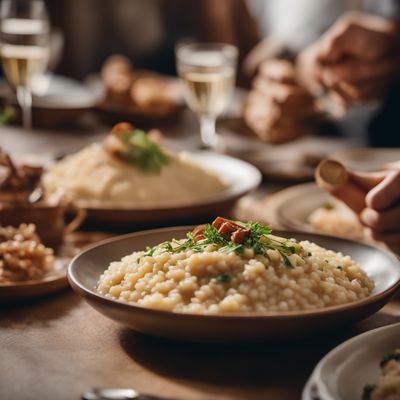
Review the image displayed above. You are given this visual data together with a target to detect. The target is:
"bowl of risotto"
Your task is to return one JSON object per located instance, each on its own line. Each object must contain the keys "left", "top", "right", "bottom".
{"left": 68, "top": 218, "right": 400, "bottom": 341}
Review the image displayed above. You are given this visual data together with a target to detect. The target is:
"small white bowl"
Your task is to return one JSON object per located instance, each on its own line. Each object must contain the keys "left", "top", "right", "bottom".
{"left": 303, "top": 322, "right": 400, "bottom": 400}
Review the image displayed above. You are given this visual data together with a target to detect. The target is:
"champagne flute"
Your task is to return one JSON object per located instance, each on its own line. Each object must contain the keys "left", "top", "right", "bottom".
{"left": 176, "top": 43, "right": 238, "bottom": 149}
{"left": 0, "top": 0, "right": 50, "bottom": 130}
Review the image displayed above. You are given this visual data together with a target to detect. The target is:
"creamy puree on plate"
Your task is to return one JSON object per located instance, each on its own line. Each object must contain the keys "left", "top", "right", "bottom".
{"left": 44, "top": 143, "right": 227, "bottom": 206}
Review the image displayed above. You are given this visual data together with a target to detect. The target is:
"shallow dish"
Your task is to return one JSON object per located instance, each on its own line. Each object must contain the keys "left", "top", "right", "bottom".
{"left": 332, "top": 148, "right": 400, "bottom": 172}
{"left": 303, "top": 322, "right": 400, "bottom": 400}
{"left": 0, "top": 76, "right": 98, "bottom": 128}
{"left": 74, "top": 151, "right": 262, "bottom": 226}
{"left": 272, "top": 183, "right": 335, "bottom": 232}
{"left": 86, "top": 72, "right": 184, "bottom": 126}
{"left": 0, "top": 256, "right": 69, "bottom": 301}
{"left": 68, "top": 227, "right": 400, "bottom": 342}
{"left": 218, "top": 117, "right": 347, "bottom": 181}
{"left": 0, "top": 231, "right": 112, "bottom": 301}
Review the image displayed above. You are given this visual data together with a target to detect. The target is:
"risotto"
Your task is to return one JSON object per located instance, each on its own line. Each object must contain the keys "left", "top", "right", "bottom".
{"left": 309, "top": 202, "right": 365, "bottom": 241}
{"left": 97, "top": 217, "right": 374, "bottom": 314}
{"left": 363, "top": 349, "right": 400, "bottom": 400}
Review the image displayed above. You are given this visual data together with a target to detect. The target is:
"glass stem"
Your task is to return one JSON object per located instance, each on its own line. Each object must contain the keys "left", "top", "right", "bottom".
{"left": 16, "top": 86, "right": 32, "bottom": 130}
{"left": 199, "top": 115, "right": 217, "bottom": 148}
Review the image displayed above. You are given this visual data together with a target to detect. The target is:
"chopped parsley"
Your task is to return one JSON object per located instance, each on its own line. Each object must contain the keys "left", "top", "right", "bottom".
{"left": 362, "top": 349, "right": 400, "bottom": 400}
{"left": 323, "top": 202, "right": 334, "bottom": 211}
{"left": 362, "top": 384, "right": 376, "bottom": 400}
{"left": 119, "top": 129, "right": 169, "bottom": 172}
{"left": 216, "top": 273, "right": 231, "bottom": 283}
{"left": 380, "top": 350, "right": 400, "bottom": 368}
{"left": 139, "top": 219, "right": 299, "bottom": 268}
{"left": 0, "top": 105, "right": 16, "bottom": 126}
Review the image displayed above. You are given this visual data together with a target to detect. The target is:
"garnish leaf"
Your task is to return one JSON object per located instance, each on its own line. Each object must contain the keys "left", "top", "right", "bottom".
{"left": 120, "top": 129, "right": 169, "bottom": 172}
{"left": 140, "top": 219, "right": 299, "bottom": 269}
{"left": 380, "top": 350, "right": 400, "bottom": 368}
{"left": 362, "top": 384, "right": 376, "bottom": 400}
{"left": 216, "top": 273, "right": 231, "bottom": 283}
{"left": 0, "top": 106, "right": 16, "bottom": 126}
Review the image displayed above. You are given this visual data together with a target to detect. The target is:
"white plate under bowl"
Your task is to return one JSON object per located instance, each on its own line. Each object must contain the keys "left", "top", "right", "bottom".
{"left": 303, "top": 322, "right": 400, "bottom": 400}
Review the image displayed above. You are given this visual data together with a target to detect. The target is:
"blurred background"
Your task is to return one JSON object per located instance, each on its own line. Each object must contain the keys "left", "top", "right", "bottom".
{"left": 2, "top": 0, "right": 400, "bottom": 149}
{"left": 30, "top": 0, "right": 400, "bottom": 148}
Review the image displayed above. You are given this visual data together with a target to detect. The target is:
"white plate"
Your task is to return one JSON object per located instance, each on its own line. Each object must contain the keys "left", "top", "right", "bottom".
{"left": 0, "top": 75, "right": 98, "bottom": 109}
{"left": 75, "top": 151, "right": 262, "bottom": 226}
{"left": 274, "top": 183, "right": 333, "bottom": 232}
{"left": 218, "top": 117, "right": 348, "bottom": 181}
{"left": 332, "top": 148, "right": 400, "bottom": 172}
{"left": 303, "top": 322, "right": 400, "bottom": 400}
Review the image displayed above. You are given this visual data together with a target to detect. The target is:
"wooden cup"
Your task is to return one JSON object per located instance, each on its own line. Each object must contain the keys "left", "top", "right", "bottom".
{"left": 0, "top": 201, "right": 86, "bottom": 247}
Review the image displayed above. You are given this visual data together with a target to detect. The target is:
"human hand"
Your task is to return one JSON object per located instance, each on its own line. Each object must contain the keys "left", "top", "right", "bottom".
{"left": 324, "top": 164, "right": 400, "bottom": 254}
{"left": 297, "top": 12, "right": 400, "bottom": 105}
{"left": 243, "top": 59, "right": 318, "bottom": 143}
{"left": 351, "top": 168, "right": 400, "bottom": 254}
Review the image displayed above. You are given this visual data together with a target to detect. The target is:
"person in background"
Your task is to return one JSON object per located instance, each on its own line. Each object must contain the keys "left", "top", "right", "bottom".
{"left": 242, "top": 0, "right": 400, "bottom": 147}
{"left": 46, "top": 0, "right": 259, "bottom": 81}
{"left": 238, "top": 1, "right": 400, "bottom": 253}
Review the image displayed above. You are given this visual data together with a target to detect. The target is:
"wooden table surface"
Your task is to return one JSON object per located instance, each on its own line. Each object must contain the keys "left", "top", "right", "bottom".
{"left": 1, "top": 292, "right": 399, "bottom": 400}
{"left": 1, "top": 111, "right": 399, "bottom": 400}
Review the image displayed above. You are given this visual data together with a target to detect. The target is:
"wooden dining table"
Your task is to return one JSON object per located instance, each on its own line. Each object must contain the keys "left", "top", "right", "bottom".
{"left": 1, "top": 109, "right": 399, "bottom": 400}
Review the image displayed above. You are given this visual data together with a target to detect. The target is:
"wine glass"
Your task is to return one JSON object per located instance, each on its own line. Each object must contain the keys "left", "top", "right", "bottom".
{"left": 0, "top": 0, "right": 50, "bottom": 130}
{"left": 176, "top": 43, "right": 238, "bottom": 149}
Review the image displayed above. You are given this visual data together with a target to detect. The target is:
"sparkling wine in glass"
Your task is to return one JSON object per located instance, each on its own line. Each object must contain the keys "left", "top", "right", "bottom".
{"left": 0, "top": 0, "right": 50, "bottom": 130}
{"left": 176, "top": 43, "right": 238, "bottom": 148}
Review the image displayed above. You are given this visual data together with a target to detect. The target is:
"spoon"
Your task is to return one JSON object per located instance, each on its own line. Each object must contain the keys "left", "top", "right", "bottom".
{"left": 28, "top": 186, "right": 44, "bottom": 204}
{"left": 82, "top": 388, "right": 174, "bottom": 400}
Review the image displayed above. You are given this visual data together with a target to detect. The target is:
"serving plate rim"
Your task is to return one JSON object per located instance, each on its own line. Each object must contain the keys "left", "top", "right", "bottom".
{"left": 66, "top": 151, "right": 262, "bottom": 211}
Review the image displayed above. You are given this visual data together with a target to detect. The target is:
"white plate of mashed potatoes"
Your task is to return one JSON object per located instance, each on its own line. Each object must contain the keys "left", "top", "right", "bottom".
{"left": 303, "top": 322, "right": 400, "bottom": 400}
{"left": 43, "top": 124, "right": 262, "bottom": 226}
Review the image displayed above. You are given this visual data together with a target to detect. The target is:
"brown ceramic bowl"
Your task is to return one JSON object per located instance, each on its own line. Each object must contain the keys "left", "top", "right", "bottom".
{"left": 0, "top": 257, "right": 68, "bottom": 301}
{"left": 0, "top": 231, "right": 112, "bottom": 302}
{"left": 68, "top": 227, "right": 400, "bottom": 342}
{"left": 0, "top": 201, "right": 86, "bottom": 247}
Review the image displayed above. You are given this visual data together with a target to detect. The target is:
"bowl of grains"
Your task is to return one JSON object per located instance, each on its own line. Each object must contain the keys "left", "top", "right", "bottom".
{"left": 68, "top": 217, "right": 400, "bottom": 342}
{"left": 0, "top": 223, "right": 69, "bottom": 301}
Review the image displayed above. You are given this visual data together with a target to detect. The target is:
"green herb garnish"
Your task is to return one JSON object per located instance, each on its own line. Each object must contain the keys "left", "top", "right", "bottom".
{"left": 0, "top": 105, "right": 16, "bottom": 126}
{"left": 120, "top": 129, "right": 169, "bottom": 172}
{"left": 362, "top": 384, "right": 376, "bottom": 400}
{"left": 143, "top": 246, "right": 156, "bottom": 257}
{"left": 323, "top": 202, "right": 334, "bottom": 211}
{"left": 216, "top": 273, "right": 231, "bottom": 283}
{"left": 380, "top": 350, "right": 400, "bottom": 368}
{"left": 140, "top": 220, "right": 298, "bottom": 268}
